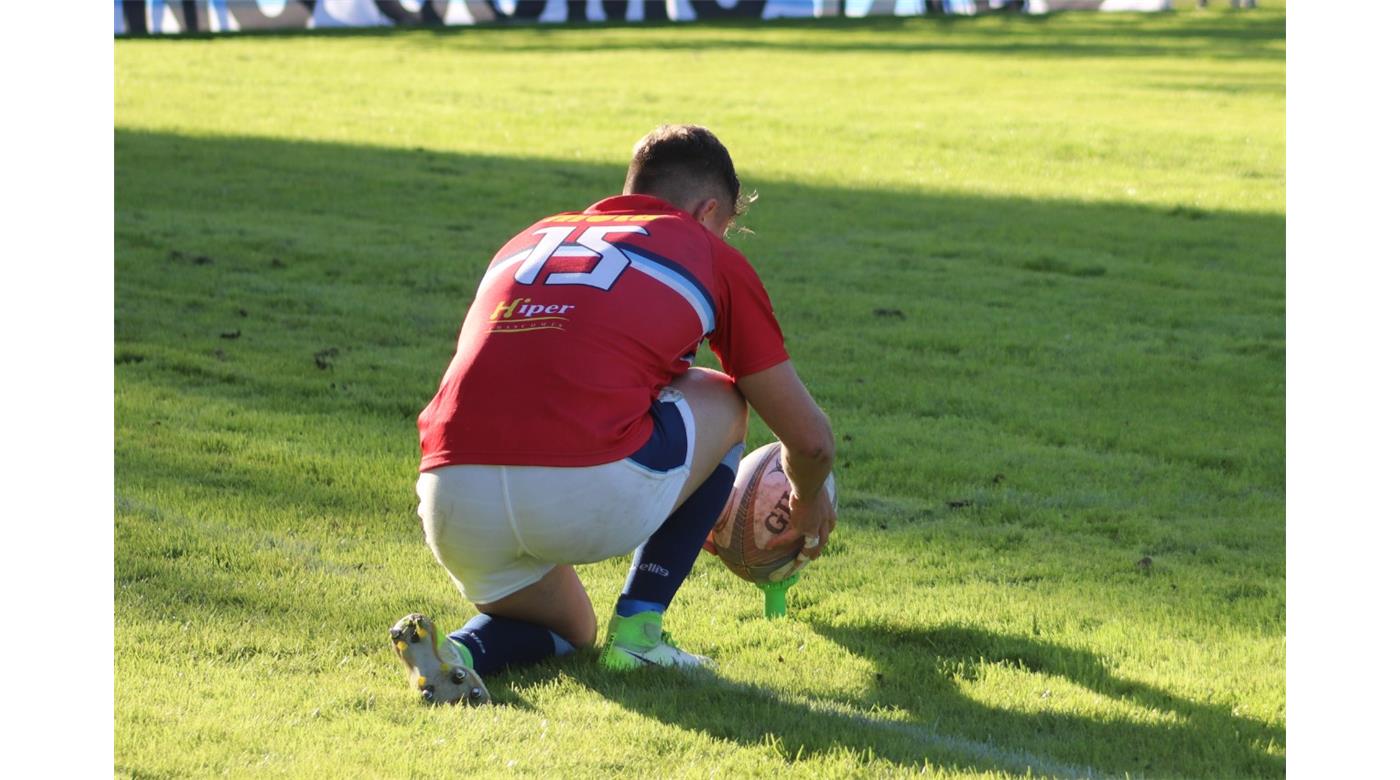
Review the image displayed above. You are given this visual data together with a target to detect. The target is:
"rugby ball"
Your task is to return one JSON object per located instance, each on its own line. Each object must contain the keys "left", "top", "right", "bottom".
{"left": 707, "top": 442, "right": 837, "bottom": 583}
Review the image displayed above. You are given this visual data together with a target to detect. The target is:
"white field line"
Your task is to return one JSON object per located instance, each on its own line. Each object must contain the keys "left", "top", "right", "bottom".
{"left": 813, "top": 702, "right": 1102, "bottom": 778}
{"left": 710, "top": 677, "right": 1102, "bottom": 778}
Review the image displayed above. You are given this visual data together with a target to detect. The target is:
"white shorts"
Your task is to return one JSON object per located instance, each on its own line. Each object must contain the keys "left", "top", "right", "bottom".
{"left": 416, "top": 388, "right": 695, "bottom": 603}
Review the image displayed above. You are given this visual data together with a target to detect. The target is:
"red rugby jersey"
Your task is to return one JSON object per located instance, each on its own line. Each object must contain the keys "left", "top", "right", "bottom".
{"left": 418, "top": 195, "right": 789, "bottom": 470}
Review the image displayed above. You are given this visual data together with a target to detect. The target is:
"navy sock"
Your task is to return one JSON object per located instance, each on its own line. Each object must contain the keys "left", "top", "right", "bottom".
{"left": 449, "top": 614, "right": 574, "bottom": 677}
{"left": 617, "top": 444, "right": 742, "bottom": 616}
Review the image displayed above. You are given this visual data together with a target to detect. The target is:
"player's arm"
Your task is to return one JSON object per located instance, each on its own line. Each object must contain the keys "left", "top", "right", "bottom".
{"left": 736, "top": 360, "right": 837, "bottom": 557}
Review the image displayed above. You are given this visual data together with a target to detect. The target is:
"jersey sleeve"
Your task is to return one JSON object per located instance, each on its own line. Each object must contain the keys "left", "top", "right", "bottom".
{"left": 707, "top": 240, "right": 789, "bottom": 379}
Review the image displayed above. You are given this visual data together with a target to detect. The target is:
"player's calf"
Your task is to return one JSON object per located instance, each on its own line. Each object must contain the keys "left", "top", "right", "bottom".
{"left": 603, "top": 443, "right": 743, "bottom": 671}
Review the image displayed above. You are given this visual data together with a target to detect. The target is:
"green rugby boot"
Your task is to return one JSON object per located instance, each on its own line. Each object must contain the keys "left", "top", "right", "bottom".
{"left": 599, "top": 611, "right": 712, "bottom": 671}
{"left": 390, "top": 613, "right": 490, "bottom": 706}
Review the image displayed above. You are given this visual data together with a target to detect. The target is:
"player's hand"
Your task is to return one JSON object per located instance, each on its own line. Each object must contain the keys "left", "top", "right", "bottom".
{"left": 764, "top": 487, "right": 836, "bottom": 581}
{"left": 766, "top": 481, "right": 836, "bottom": 563}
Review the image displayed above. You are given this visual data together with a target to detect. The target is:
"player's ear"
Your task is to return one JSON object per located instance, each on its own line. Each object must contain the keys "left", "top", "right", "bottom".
{"left": 691, "top": 197, "right": 720, "bottom": 224}
{"left": 691, "top": 197, "right": 727, "bottom": 236}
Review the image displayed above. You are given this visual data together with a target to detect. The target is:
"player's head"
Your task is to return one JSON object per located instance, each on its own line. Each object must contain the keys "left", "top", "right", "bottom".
{"left": 623, "top": 124, "right": 747, "bottom": 237}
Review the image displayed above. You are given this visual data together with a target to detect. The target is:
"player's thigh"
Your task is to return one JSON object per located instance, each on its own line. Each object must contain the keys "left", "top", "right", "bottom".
{"left": 419, "top": 467, "right": 598, "bottom": 645}
{"left": 418, "top": 467, "right": 551, "bottom": 600}
{"left": 475, "top": 565, "right": 597, "bottom": 649}
{"left": 669, "top": 367, "right": 747, "bottom": 506}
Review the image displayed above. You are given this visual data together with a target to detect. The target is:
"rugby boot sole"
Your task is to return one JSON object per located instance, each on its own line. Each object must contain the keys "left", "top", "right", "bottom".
{"left": 390, "top": 613, "right": 490, "bottom": 706}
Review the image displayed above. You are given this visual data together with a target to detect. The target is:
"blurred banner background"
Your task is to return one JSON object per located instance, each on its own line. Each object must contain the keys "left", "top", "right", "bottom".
{"left": 114, "top": 0, "right": 1175, "bottom": 35}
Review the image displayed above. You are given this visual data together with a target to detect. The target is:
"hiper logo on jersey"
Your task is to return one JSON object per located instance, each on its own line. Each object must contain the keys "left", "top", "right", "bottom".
{"left": 487, "top": 297, "right": 577, "bottom": 334}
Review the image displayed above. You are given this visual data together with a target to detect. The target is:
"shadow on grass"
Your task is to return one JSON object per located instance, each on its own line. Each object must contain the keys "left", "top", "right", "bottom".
{"left": 550, "top": 620, "right": 1282, "bottom": 777}
{"left": 816, "top": 620, "right": 1284, "bottom": 774}
{"left": 115, "top": 127, "right": 1284, "bottom": 500}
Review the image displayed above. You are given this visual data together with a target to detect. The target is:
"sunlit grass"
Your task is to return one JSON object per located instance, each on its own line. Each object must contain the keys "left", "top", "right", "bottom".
{"left": 116, "top": 6, "right": 1284, "bottom": 777}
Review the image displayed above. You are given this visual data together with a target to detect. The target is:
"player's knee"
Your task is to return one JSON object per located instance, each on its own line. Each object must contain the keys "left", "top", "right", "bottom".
{"left": 731, "top": 399, "right": 749, "bottom": 445}
{"left": 679, "top": 366, "right": 732, "bottom": 391}
{"left": 562, "top": 617, "right": 597, "bottom": 649}
{"left": 691, "top": 366, "right": 744, "bottom": 404}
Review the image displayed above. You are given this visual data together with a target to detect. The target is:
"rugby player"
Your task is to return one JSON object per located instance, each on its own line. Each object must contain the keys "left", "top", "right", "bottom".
{"left": 392, "top": 125, "right": 836, "bottom": 705}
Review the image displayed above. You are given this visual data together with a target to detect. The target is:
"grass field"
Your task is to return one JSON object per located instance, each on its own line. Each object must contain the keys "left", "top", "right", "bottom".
{"left": 115, "top": 4, "right": 1285, "bottom": 777}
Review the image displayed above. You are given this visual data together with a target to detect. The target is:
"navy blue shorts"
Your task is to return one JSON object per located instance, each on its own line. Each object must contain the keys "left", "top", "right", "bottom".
{"left": 626, "top": 388, "right": 694, "bottom": 475}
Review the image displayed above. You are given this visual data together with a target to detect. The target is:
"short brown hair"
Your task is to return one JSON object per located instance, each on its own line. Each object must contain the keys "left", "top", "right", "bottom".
{"left": 623, "top": 125, "right": 745, "bottom": 218}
